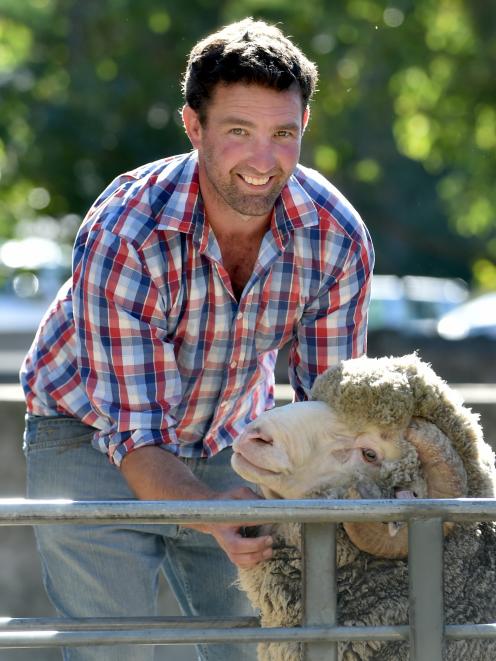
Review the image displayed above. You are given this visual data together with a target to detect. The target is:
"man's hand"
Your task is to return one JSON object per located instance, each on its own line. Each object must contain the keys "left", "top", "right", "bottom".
{"left": 121, "top": 447, "right": 273, "bottom": 568}
{"left": 195, "top": 487, "right": 273, "bottom": 569}
{"left": 207, "top": 524, "right": 273, "bottom": 568}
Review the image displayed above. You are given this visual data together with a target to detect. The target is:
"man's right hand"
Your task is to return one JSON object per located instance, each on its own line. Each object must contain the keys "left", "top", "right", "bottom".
{"left": 196, "top": 487, "right": 273, "bottom": 568}
{"left": 121, "top": 448, "right": 273, "bottom": 568}
{"left": 206, "top": 523, "right": 273, "bottom": 568}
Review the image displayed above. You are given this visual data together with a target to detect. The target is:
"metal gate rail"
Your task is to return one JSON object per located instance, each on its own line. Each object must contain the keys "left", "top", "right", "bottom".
{"left": 1, "top": 498, "right": 496, "bottom": 660}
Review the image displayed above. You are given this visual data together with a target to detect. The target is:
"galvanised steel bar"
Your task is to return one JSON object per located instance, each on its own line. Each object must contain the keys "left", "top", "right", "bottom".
{"left": 446, "top": 624, "right": 496, "bottom": 638}
{"left": 1, "top": 498, "right": 496, "bottom": 525}
{"left": 303, "top": 522, "right": 337, "bottom": 661}
{"left": 0, "top": 625, "right": 410, "bottom": 649}
{"left": 408, "top": 518, "right": 444, "bottom": 661}
{"left": 3, "top": 621, "right": 495, "bottom": 640}
{"left": 0, "top": 617, "right": 259, "bottom": 630}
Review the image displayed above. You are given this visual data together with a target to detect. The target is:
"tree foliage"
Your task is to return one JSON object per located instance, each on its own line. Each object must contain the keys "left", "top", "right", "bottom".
{"left": 0, "top": 0, "right": 495, "bottom": 286}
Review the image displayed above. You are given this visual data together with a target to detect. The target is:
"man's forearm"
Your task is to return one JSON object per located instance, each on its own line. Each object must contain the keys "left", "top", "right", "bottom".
{"left": 120, "top": 445, "right": 217, "bottom": 501}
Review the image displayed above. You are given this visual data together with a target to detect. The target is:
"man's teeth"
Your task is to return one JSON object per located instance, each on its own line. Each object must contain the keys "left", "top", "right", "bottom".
{"left": 242, "top": 175, "right": 270, "bottom": 186}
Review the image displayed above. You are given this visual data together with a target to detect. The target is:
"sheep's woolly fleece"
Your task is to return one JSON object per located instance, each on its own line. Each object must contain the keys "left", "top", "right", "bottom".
{"left": 310, "top": 353, "right": 495, "bottom": 498}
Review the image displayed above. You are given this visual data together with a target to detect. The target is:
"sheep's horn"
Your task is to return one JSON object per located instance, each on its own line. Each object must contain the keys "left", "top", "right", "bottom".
{"left": 343, "top": 485, "right": 410, "bottom": 559}
{"left": 343, "top": 419, "right": 467, "bottom": 559}
{"left": 405, "top": 418, "right": 467, "bottom": 500}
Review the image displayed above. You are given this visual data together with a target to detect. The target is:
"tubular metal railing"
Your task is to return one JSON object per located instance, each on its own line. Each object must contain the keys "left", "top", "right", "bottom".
{"left": 1, "top": 498, "right": 496, "bottom": 660}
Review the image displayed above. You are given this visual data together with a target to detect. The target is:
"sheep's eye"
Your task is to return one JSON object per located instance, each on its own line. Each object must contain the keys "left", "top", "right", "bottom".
{"left": 362, "top": 448, "right": 378, "bottom": 463}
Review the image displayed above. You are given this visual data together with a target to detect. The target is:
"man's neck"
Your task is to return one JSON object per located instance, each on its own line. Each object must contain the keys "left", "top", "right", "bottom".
{"left": 207, "top": 213, "right": 271, "bottom": 244}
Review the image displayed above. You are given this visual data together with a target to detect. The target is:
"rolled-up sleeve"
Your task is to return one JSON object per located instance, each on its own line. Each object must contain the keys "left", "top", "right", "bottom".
{"left": 289, "top": 226, "right": 374, "bottom": 401}
{"left": 73, "top": 227, "right": 183, "bottom": 465}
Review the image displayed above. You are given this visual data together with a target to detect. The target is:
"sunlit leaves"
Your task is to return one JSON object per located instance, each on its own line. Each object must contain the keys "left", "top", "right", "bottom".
{"left": 95, "top": 58, "right": 118, "bottom": 82}
{"left": 458, "top": 197, "right": 494, "bottom": 237}
{"left": 391, "top": 66, "right": 443, "bottom": 113}
{"left": 473, "top": 259, "right": 496, "bottom": 291}
{"left": 383, "top": 7, "right": 404, "bottom": 28}
{"left": 420, "top": 0, "right": 476, "bottom": 55}
{"left": 0, "top": 138, "right": 6, "bottom": 179}
{"left": 0, "top": 179, "right": 36, "bottom": 237}
{"left": 384, "top": 2, "right": 496, "bottom": 285}
{"left": 394, "top": 112, "right": 437, "bottom": 161}
{"left": 354, "top": 158, "right": 382, "bottom": 183}
{"left": 313, "top": 145, "right": 338, "bottom": 174}
{"left": 33, "top": 68, "right": 70, "bottom": 101}
{"left": 346, "top": 0, "right": 383, "bottom": 24}
{"left": 311, "top": 33, "right": 336, "bottom": 55}
{"left": 27, "top": 187, "right": 51, "bottom": 210}
{"left": 29, "top": 0, "right": 55, "bottom": 11}
{"left": 475, "top": 106, "right": 496, "bottom": 151}
{"left": 148, "top": 11, "right": 171, "bottom": 34}
{"left": 0, "top": 18, "right": 32, "bottom": 72}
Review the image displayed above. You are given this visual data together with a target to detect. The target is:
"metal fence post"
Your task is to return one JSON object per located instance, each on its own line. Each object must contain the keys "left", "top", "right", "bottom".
{"left": 408, "top": 517, "right": 444, "bottom": 661}
{"left": 303, "top": 522, "right": 337, "bottom": 661}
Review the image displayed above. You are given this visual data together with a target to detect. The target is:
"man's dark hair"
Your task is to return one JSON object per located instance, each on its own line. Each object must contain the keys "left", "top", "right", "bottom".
{"left": 182, "top": 17, "right": 318, "bottom": 124}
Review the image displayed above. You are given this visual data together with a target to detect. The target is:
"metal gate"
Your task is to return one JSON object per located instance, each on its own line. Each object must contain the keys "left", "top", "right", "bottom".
{"left": 1, "top": 498, "right": 496, "bottom": 660}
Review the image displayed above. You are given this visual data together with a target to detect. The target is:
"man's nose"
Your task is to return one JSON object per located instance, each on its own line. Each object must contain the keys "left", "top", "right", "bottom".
{"left": 247, "top": 139, "right": 278, "bottom": 174}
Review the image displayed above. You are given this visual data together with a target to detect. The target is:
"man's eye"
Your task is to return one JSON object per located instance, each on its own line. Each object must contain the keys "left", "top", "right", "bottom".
{"left": 230, "top": 128, "right": 246, "bottom": 136}
{"left": 275, "top": 130, "right": 292, "bottom": 138}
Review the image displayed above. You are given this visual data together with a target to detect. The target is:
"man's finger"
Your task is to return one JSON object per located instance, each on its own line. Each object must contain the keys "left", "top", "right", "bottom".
{"left": 229, "top": 546, "right": 273, "bottom": 568}
{"left": 220, "top": 528, "right": 272, "bottom": 554}
{"left": 213, "top": 526, "right": 272, "bottom": 554}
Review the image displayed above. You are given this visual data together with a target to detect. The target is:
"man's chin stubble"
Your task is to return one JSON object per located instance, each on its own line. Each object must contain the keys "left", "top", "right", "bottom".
{"left": 223, "top": 186, "right": 283, "bottom": 218}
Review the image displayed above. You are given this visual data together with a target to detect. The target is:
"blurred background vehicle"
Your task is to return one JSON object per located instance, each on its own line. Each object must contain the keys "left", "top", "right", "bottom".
{"left": 437, "top": 292, "right": 496, "bottom": 341}
{"left": 0, "top": 237, "right": 70, "bottom": 381}
{"left": 365, "top": 277, "right": 496, "bottom": 385}
{"left": 368, "top": 274, "right": 469, "bottom": 336}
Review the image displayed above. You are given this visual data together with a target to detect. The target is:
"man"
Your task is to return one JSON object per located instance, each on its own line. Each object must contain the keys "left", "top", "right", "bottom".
{"left": 21, "top": 17, "right": 373, "bottom": 661}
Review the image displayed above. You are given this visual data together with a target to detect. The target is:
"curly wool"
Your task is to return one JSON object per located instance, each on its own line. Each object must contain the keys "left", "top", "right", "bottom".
{"left": 310, "top": 353, "right": 495, "bottom": 497}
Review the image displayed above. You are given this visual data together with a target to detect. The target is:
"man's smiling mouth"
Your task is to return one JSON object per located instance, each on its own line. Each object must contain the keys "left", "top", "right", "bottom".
{"left": 239, "top": 174, "right": 271, "bottom": 186}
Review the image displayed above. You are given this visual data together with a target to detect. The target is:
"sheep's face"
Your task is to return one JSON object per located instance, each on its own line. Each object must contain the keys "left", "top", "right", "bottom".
{"left": 231, "top": 401, "right": 405, "bottom": 499}
{"left": 233, "top": 402, "right": 469, "bottom": 558}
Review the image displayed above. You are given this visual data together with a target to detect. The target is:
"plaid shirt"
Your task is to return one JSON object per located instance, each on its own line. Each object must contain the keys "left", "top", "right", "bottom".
{"left": 21, "top": 151, "right": 373, "bottom": 465}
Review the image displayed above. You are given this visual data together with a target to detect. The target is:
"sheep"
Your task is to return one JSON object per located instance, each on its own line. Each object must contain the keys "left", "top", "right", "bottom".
{"left": 231, "top": 353, "right": 496, "bottom": 660}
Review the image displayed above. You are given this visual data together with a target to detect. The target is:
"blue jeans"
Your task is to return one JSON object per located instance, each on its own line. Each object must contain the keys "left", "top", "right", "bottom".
{"left": 24, "top": 414, "right": 257, "bottom": 661}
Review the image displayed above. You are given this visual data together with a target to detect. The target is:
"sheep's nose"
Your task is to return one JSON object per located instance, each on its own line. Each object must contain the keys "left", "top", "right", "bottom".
{"left": 234, "top": 428, "right": 273, "bottom": 453}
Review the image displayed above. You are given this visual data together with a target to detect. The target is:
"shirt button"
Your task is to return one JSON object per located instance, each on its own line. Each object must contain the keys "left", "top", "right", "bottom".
{"left": 230, "top": 360, "right": 238, "bottom": 368}
{"left": 236, "top": 312, "right": 243, "bottom": 320}
{"left": 220, "top": 401, "right": 227, "bottom": 408}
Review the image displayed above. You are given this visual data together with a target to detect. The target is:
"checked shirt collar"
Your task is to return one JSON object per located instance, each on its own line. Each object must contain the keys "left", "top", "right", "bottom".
{"left": 154, "top": 151, "right": 320, "bottom": 258}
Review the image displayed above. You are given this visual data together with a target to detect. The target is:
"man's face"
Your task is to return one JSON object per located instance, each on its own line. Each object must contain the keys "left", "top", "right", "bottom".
{"left": 184, "top": 83, "right": 308, "bottom": 220}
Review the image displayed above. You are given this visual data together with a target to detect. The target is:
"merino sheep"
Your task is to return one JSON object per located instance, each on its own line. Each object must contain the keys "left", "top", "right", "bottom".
{"left": 231, "top": 354, "right": 496, "bottom": 660}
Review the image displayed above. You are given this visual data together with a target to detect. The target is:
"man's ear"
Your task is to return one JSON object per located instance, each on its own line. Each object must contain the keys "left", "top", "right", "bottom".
{"left": 182, "top": 105, "right": 202, "bottom": 148}
{"left": 302, "top": 106, "right": 310, "bottom": 134}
